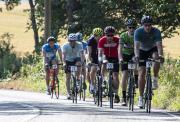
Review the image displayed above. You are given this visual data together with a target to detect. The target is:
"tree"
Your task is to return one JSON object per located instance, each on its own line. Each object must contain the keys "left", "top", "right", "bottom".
{"left": 26, "top": 0, "right": 180, "bottom": 40}
{"left": 44, "top": 0, "right": 52, "bottom": 43}
{"left": 28, "top": 0, "right": 39, "bottom": 50}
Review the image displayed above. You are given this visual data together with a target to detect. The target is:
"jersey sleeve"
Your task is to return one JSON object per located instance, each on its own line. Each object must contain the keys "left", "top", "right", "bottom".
{"left": 154, "top": 29, "right": 162, "bottom": 42}
{"left": 62, "top": 44, "right": 67, "bottom": 53}
{"left": 120, "top": 33, "right": 125, "bottom": 44}
{"left": 87, "top": 37, "right": 93, "bottom": 46}
{"left": 98, "top": 38, "right": 104, "bottom": 49}
{"left": 42, "top": 44, "right": 46, "bottom": 52}
{"left": 134, "top": 29, "right": 141, "bottom": 42}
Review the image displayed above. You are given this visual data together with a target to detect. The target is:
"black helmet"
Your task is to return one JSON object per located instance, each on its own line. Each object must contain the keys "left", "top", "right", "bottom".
{"left": 47, "top": 36, "right": 56, "bottom": 43}
{"left": 104, "top": 26, "right": 115, "bottom": 34}
{"left": 141, "top": 16, "right": 153, "bottom": 24}
{"left": 126, "top": 19, "right": 137, "bottom": 27}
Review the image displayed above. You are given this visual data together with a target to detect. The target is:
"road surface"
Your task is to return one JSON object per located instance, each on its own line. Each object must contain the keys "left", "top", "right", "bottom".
{"left": 0, "top": 89, "right": 179, "bottom": 122}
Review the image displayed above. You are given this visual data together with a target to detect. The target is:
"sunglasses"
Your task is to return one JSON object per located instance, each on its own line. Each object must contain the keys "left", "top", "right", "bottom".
{"left": 106, "top": 34, "right": 114, "bottom": 37}
{"left": 144, "top": 24, "right": 152, "bottom": 27}
{"left": 128, "top": 26, "right": 136, "bottom": 29}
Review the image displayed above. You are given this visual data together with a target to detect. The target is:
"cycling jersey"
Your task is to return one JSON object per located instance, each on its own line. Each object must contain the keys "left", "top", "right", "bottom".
{"left": 134, "top": 26, "right": 162, "bottom": 51}
{"left": 62, "top": 42, "right": 83, "bottom": 62}
{"left": 120, "top": 32, "right": 134, "bottom": 55}
{"left": 42, "top": 43, "right": 61, "bottom": 61}
{"left": 98, "top": 36, "right": 119, "bottom": 58}
{"left": 87, "top": 35, "right": 98, "bottom": 63}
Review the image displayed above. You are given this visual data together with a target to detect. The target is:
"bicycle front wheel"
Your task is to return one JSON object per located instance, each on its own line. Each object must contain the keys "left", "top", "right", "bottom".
{"left": 55, "top": 77, "right": 60, "bottom": 99}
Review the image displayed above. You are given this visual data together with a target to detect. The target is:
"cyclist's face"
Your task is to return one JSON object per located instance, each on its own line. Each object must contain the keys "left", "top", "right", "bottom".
{"left": 143, "top": 23, "right": 152, "bottom": 33}
{"left": 49, "top": 41, "right": 55, "bottom": 48}
{"left": 127, "top": 26, "right": 136, "bottom": 35}
{"left": 69, "top": 41, "right": 76, "bottom": 47}
{"left": 94, "top": 35, "right": 101, "bottom": 41}
{"left": 106, "top": 34, "right": 114, "bottom": 41}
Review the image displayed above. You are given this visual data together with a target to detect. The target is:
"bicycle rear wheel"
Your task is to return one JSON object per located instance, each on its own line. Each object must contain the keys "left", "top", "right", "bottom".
{"left": 94, "top": 77, "right": 98, "bottom": 105}
{"left": 98, "top": 75, "right": 103, "bottom": 107}
{"left": 74, "top": 78, "right": 78, "bottom": 104}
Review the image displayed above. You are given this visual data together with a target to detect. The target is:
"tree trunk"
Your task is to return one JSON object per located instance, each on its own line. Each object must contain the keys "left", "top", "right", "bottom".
{"left": 66, "top": 0, "right": 81, "bottom": 33}
{"left": 44, "top": 0, "right": 52, "bottom": 43}
{"left": 28, "top": 0, "right": 39, "bottom": 51}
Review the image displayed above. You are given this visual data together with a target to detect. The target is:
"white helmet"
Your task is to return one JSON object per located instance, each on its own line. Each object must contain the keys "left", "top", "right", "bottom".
{"left": 68, "top": 33, "right": 77, "bottom": 41}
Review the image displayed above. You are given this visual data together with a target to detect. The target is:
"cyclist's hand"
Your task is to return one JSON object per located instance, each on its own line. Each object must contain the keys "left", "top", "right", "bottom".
{"left": 63, "top": 63, "right": 66, "bottom": 69}
{"left": 159, "top": 56, "right": 164, "bottom": 64}
{"left": 134, "top": 56, "right": 139, "bottom": 63}
{"left": 119, "top": 58, "right": 123, "bottom": 64}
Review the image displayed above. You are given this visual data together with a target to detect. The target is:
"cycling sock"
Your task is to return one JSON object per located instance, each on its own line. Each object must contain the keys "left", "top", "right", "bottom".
{"left": 122, "top": 91, "right": 126, "bottom": 100}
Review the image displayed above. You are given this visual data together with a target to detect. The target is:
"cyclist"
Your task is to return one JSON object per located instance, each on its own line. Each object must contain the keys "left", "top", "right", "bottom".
{"left": 87, "top": 28, "right": 103, "bottom": 93}
{"left": 42, "top": 36, "right": 62, "bottom": 95}
{"left": 119, "top": 19, "right": 138, "bottom": 106}
{"left": 62, "top": 33, "right": 84, "bottom": 100}
{"left": 76, "top": 32, "right": 87, "bottom": 90}
{"left": 134, "top": 16, "right": 164, "bottom": 108}
{"left": 98, "top": 26, "right": 120, "bottom": 103}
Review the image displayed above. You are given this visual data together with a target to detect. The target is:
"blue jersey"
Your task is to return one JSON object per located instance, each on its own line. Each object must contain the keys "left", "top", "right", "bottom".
{"left": 134, "top": 26, "right": 162, "bottom": 51}
{"left": 82, "top": 41, "right": 87, "bottom": 52}
{"left": 42, "top": 43, "right": 61, "bottom": 61}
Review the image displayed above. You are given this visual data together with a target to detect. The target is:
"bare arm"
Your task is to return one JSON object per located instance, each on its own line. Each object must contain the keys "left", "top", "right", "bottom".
{"left": 87, "top": 46, "right": 92, "bottom": 62}
{"left": 80, "top": 50, "right": 85, "bottom": 63}
{"left": 118, "top": 39, "right": 123, "bottom": 61}
{"left": 156, "top": 41, "right": 164, "bottom": 57}
{"left": 58, "top": 49, "right": 63, "bottom": 63}
{"left": 98, "top": 48, "right": 103, "bottom": 61}
{"left": 134, "top": 41, "right": 140, "bottom": 57}
{"left": 42, "top": 50, "right": 47, "bottom": 64}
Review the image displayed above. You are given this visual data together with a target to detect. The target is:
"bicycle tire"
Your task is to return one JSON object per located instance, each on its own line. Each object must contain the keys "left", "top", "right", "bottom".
{"left": 109, "top": 71, "right": 113, "bottom": 109}
{"left": 98, "top": 76, "right": 103, "bottom": 107}
{"left": 146, "top": 74, "right": 152, "bottom": 113}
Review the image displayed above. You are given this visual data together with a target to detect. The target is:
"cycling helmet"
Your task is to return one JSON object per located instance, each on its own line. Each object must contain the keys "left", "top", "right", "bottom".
{"left": 68, "top": 33, "right": 77, "bottom": 41}
{"left": 47, "top": 36, "right": 56, "bottom": 43}
{"left": 141, "top": 16, "right": 153, "bottom": 24}
{"left": 92, "top": 28, "right": 103, "bottom": 36}
{"left": 104, "top": 26, "right": 115, "bottom": 34}
{"left": 126, "top": 19, "right": 137, "bottom": 27}
{"left": 76, "top": 32, "right": 83, "bottom": 42}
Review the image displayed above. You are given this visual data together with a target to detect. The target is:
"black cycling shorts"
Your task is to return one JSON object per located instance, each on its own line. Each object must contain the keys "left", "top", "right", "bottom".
{"left": 139, "top": 46, "right": 158, "bottom": 66}
{"left": 65, "top": 57, "right": 81, "bottom": 73}
{"left": 121, "top": 54, "right": 134, "bottom": 71}
{"left": 106, "top": 57, "right": 119, "bottom": 73}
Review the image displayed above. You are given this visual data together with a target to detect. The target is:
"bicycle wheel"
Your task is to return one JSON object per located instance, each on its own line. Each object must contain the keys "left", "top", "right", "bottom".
{"left": 74, "top": 77, "right": 78, "bottom": 104}
{"left": 50, "top": 77, "right": 55, "bottom": 99}
{"left": 55, "top": 77, "right": 59, "bottom": 99}
{"left": 130, "top": 75, "right": 136, "bottom": 111}
{"left": 70, "top": 76, "right": 75, "bottom": 103}
{"left": 98, "top": 75, "right": 103, "bottom": 107}
{"left": 79, "top": 76, "right": 83, "bottom": 100}
{"left": 50, "top": 82, "right": 54, "bottom": 99}
{"left": 94, "top": 77, "right": 98, "bottom": 105}
{"left": 146, "top": 75, "right": 152, "bottom": 113}
{"left": 127, "top": 76, "right": 132, "bottom": 110}
{"left": 131, "top": 84, "right": 135, "bottom": 111}
{"left": 108, "top": 71, "right": 113, "bottom": 109}
{"left": 82, "top": 78, "right": 86, "bottom": 101}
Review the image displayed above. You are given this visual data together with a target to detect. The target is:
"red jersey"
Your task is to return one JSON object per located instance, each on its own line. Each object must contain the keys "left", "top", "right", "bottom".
{"left": 98, "top": 36, "right": 119, "bottom": 58}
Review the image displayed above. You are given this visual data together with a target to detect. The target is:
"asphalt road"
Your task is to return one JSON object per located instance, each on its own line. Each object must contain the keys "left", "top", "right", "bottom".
{"left": 0, "top": 89, "right": 179, "bottom": 122}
